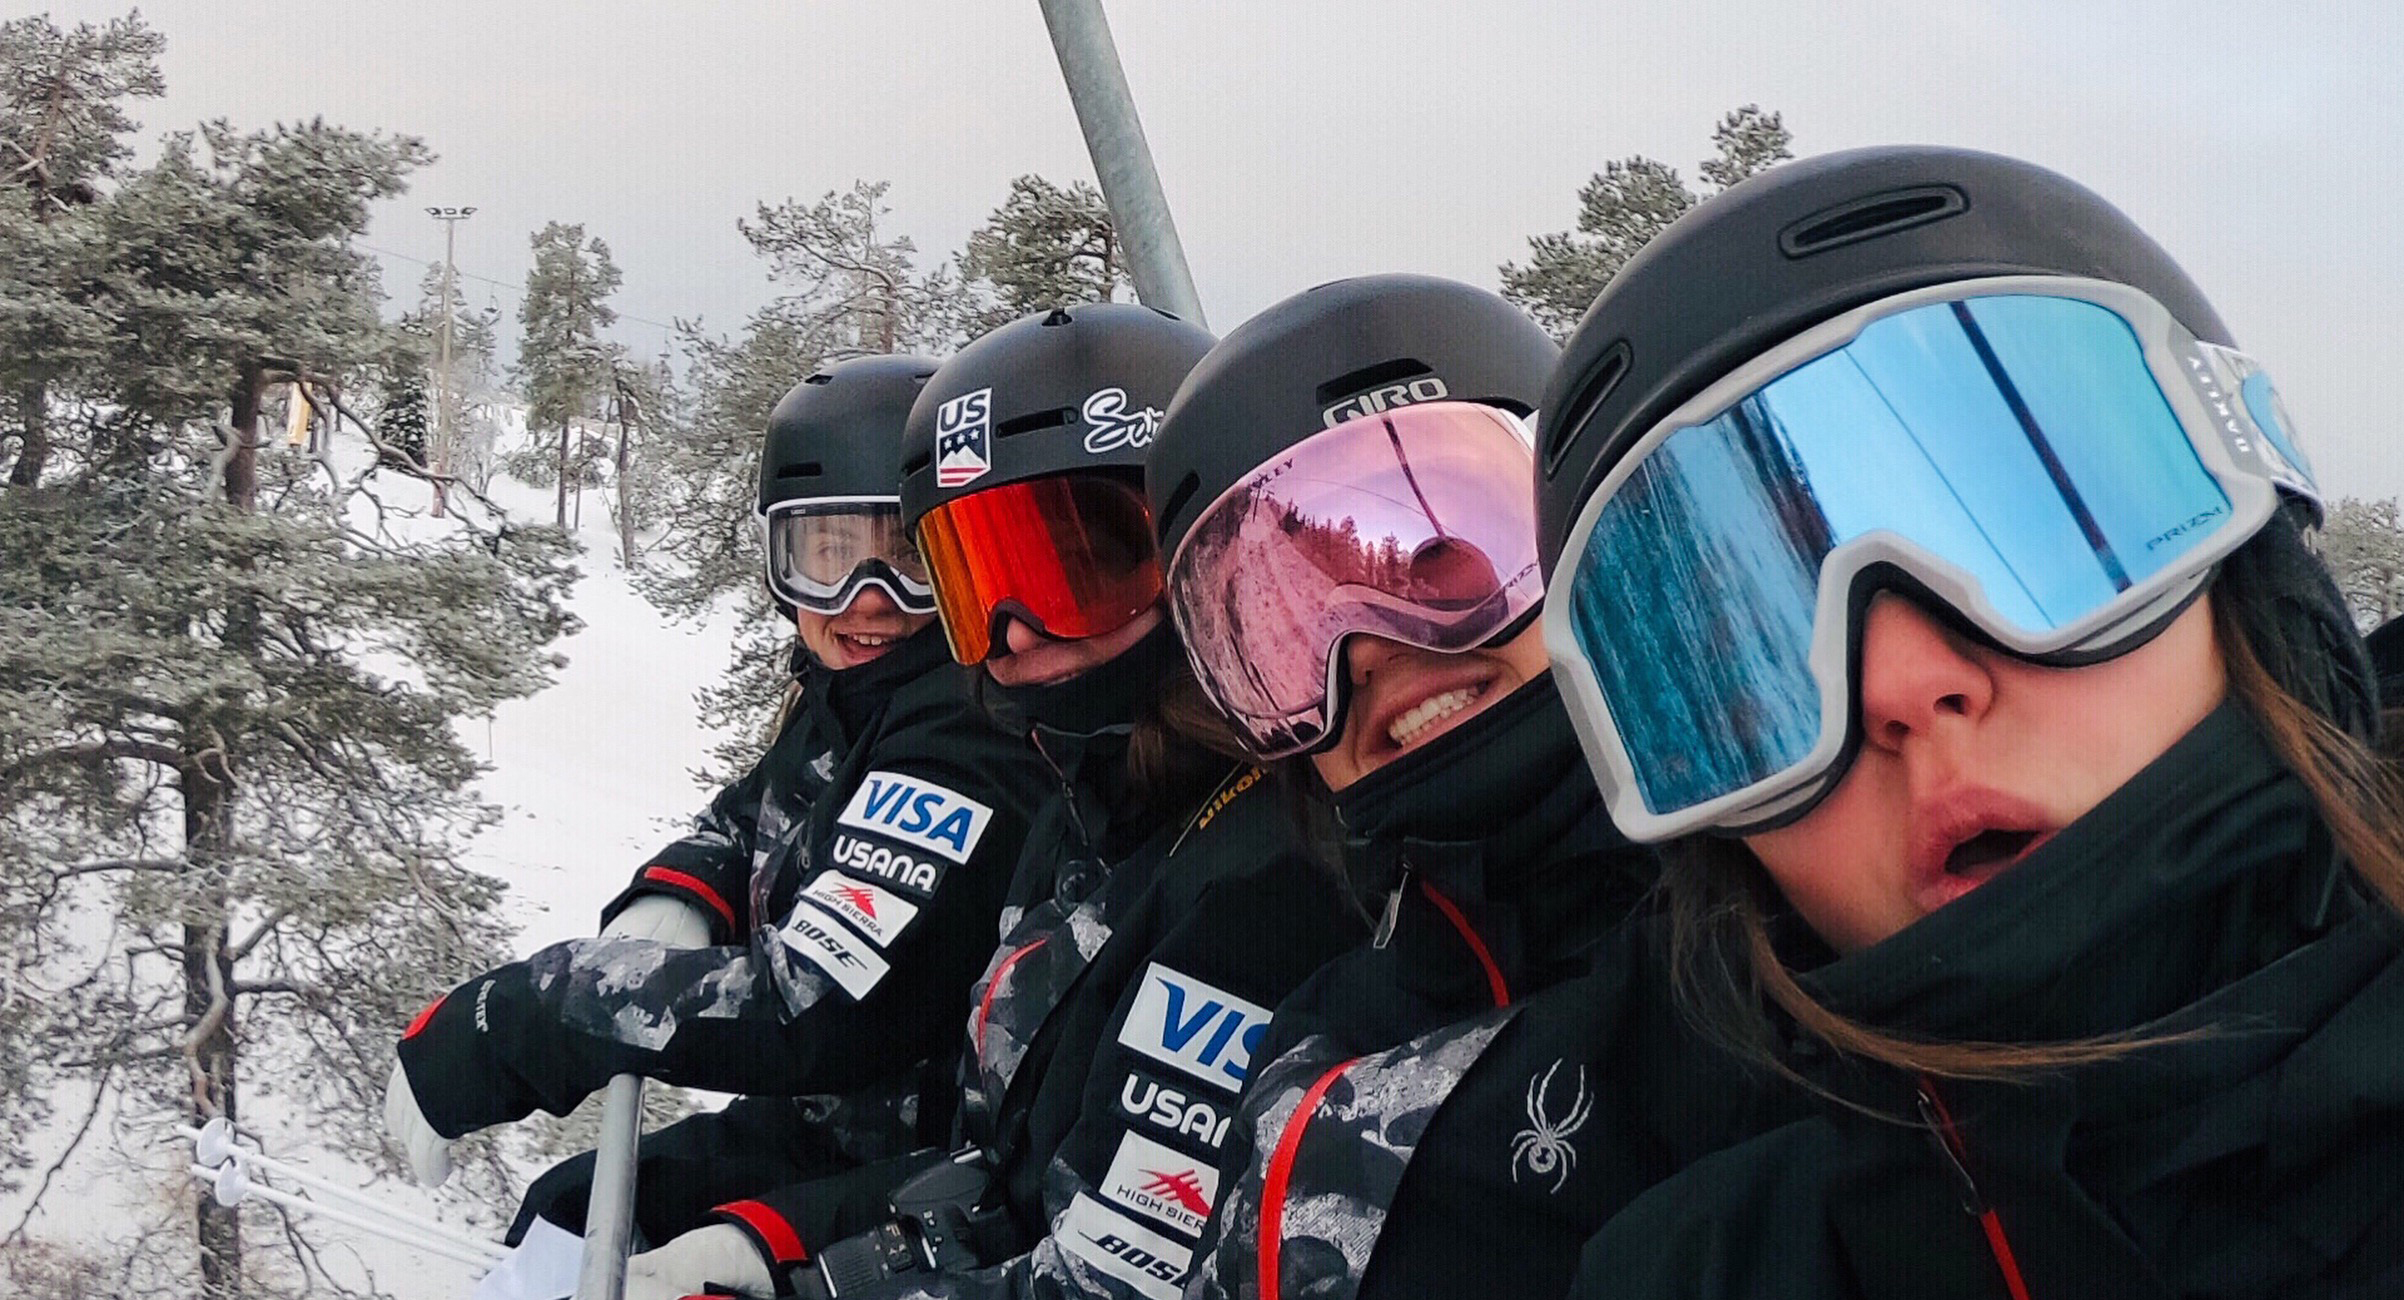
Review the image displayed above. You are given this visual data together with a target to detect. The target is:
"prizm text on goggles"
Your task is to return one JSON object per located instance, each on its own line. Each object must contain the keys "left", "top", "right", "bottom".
{"left": 1168, "top": 401, "right": 1545, "bottom": 759}
{"left": 764, "top": 498, "right": 937, "bottom": 616}
{"left": 1544, "top": 276, "right": 2319, "bottom": 843}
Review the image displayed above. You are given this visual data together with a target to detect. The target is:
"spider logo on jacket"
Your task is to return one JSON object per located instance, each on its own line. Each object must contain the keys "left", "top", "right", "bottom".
{"left": 1511, "top": 1059, "right": 1592, "bottom": 1194}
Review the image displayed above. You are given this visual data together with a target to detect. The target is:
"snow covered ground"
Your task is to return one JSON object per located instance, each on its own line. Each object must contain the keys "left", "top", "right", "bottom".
{"left": 2, "top": 417, "right": 751, "bottom": 1297}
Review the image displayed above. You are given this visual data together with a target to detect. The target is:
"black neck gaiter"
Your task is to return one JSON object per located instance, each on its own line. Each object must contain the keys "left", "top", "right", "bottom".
{"left": 1333, "top": 676, "right": 1622, "bottom": 900}
{"left": 1803, "top": 702, "right": 2345, "bottom": 1047}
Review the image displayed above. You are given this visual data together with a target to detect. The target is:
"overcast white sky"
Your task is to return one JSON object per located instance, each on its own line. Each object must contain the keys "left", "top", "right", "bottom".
{"left": 50, "top": 0, "right": 2404, "bottom": 501}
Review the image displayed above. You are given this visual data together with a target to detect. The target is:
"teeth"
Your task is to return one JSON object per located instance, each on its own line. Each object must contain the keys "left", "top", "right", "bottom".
{"left": 846, "top": 634, "right": 892, "bottom": 646}
{"left": 1388, "top": 686, "right": 1480, "bottom": 748}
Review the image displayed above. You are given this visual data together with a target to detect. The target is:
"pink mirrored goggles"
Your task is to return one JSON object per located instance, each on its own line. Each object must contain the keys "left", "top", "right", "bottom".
{"left": 1165, "top": 401, "right": 1546, "bottom": 758}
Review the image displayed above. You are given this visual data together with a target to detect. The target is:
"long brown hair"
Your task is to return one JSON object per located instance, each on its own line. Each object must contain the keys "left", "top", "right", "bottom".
{"left": 1661, "top": 565, "right": 2404, "bottom": 1086}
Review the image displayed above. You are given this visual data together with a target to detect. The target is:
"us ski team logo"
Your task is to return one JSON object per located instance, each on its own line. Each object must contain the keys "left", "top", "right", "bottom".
{"left": 801, "top": 871, "right": 921, "bottom": 948}
{"left": 838, "top": 770, "right": 994, "bottom": 865}
{"left": 1100, "top": 1130, "right": 1220, "bottom": 1237}
{"left": 935, "top": 388, "right": 993, "bottom": 487}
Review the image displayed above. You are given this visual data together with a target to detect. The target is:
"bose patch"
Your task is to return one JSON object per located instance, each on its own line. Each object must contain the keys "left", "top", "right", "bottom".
{"left": 838, "top": 771, "right": 994, "bottom": 865}
{"left": 1060, "top": 1192, "right": 1189, "bottom": 1300}
{"left": 1099, "top": 1130, "right": 1220, "bottom": 1239}
{"left": 1115, "top": 964, "right": 1272, "bottom": 1092}
{"left": 779, "top": 900, "right": 892, "bottom": 1001}
{"left": 801, "top": 872, "right": 921, "bottom": 949}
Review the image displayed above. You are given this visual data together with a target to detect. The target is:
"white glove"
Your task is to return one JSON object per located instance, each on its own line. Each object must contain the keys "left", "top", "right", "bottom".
{"left": 602, "top": 895, "right": 715, "bottom": 949}
{"left": 383, "top": 1060, "right": 454, "bottom": 1187}
{"left": 624, "top": 1223, "right": 775, "bottom": 1300}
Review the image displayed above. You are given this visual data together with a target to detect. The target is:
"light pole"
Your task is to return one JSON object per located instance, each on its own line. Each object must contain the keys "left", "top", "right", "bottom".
{"left": 425, "top": 206, "right": 476, "bottom": 516}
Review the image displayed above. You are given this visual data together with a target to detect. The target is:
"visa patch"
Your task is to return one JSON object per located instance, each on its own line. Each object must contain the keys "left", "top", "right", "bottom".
{"left": 838, "top": 771, "right": 994, "bottom": 865}
{"left": 779, "top": 899, "right": 891, "bottom": 1001}
{"left": 934, "top": 388, "right": 993, "bottom": 488}
{"left": 1115, "top": 964, "right": 1272, "bottom": 1092}
{"left": 1059, "top": 1193, "right": 1189, "bottom": 1300}
{"left": 800, "top": 871, "right": 921, "bottom": 948}
{"left": 1099, "top": 1130, "right": 1220, "bottom": 1239}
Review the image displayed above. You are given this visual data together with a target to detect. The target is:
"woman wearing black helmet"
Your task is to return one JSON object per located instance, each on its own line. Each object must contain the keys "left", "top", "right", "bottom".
{"left": 383, "top": 356, "right": 1052, "bottom": 1285}
{"left": 1156, "top": 275, "right": 1716, "bottom": 1300}
{"left": 744, "top": 303, "right": 1365, "bottom": 1300}
{"left": 1535, "top": 147, "right": 2404, "bottom": 1299}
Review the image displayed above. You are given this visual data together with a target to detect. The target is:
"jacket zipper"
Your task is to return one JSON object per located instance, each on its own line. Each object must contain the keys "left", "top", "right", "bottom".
{"left": 1916, "top": 1077, "right": 2035, "bottom": 1300}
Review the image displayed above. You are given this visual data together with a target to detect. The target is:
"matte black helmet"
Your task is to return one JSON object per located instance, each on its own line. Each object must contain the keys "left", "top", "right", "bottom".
{"left": 898, "top": 302, "right": 1215, "bottom": 529}
{"left": 759, "top": 353, "right": 941, "bottom": 514}
{"left": 1149, "top": 273, "right": 1558, "bottom": 562}
{"left": 756, "top": 354, "right": 943, "bottom": 619}
{"left": 1534, "top": 145, "right": 2234, "bottom": 575}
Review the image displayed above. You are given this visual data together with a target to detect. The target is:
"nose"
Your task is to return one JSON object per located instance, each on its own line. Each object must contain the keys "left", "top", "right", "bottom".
{"left": 848, "top": 585, "right": 899, "bottom": 619}
{"left": 1000, "top": 616, "right": 1049, "bottom": 657}
{"left": 1856, "top": 593, "right": 1995, "bottom": 755}
{"left": 1343, "top": 633, "right": 1405, "bottom": 685}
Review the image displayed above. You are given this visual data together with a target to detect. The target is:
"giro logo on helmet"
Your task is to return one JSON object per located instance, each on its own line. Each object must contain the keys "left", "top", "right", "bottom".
{"left": 935, "top": 388, "right": 994, "bottom": 488}
{"left": 1321, "top": 375, "right": 1450, "bottom": 428}
{"left": 1081, "top": 387, "right": 1164, "bottom": 455}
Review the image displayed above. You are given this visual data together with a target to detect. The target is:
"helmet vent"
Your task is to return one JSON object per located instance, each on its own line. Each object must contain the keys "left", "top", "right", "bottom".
{"left": 903, "top": 449, "right": 932, "bottom": 476}
{"left": 1315, "top": 358, "right": 1432, "bottom": 408}
{"left": 776, "top": 461, "right": 823, "bottom": 480}
{"left": 1042, "top": 308, "right": 1075, "bottom": 327}
{"left": 803, "top": 372, "right": 834, "bottom": 385}
{"left": 1779, "top": 185, "right": 1967, "bottom": 259}
{"left": 996, "top": 407, "right": 1074, "bottom": 439}
{"left": 1542, "top": 342, "right": 1628, "bottom": 478}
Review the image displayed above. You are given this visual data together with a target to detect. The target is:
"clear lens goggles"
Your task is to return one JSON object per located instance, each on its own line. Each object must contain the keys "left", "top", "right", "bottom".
{"left": 1544, "top": 276, "right": 2319, "bottom": 842}
{"left": 762, "top": 499, "right": 936, "bottom": 616}
{"left": 1167, "top": 401, "right": 1545, "bottom": 758}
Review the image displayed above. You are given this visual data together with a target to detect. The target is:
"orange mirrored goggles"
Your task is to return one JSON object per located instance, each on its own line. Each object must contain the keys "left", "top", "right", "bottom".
{"left": 913, "top": 474, "right": 1165, "bottom": 664}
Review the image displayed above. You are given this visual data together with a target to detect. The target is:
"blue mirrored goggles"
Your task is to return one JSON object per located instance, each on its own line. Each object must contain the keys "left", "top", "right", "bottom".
{"left": 1543, "top": 277, "right": 2319, "bottom": 843}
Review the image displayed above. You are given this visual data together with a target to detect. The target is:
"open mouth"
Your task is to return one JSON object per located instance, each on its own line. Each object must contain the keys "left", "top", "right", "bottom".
{"left": 1386, "top": 681, "right": 1487, "bottom": 749}
{"left": 1943, "top": 828, "right": 2042, "bottom": 875}
{"left": 835, "top": 631, "right": 902, "bottom": 658}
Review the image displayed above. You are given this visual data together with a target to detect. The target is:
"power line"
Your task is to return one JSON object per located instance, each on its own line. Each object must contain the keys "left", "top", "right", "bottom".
{"left": 361, "top": 242, "right": 682, "bottom": 337}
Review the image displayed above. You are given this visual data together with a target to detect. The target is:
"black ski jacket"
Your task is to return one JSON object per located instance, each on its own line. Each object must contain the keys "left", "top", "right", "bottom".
{"left": 397, "top": 627, "right": 1052, "bottom": 1143}
{"left": 1189, "top": 680, "right": 1732, "bottom": 1300}
{"left": 735, "top": 627, "right": 1372, "bottom": 1299}
{"left": 1572, "top": 703, "right": 2404, "bottom": 1300}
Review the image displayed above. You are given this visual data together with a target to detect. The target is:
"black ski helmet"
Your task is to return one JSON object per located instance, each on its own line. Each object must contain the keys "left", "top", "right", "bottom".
{"left": 897, "top": 302, "right": 1216, "bottom": 529}
{"left": 1149, "top": 273, "right": 1559, "bottom": 563}
{"left": 758, "top": 353, "right": 941, "bottom": 515}
{"left": 1534, "top": 145, "right": 2235, "bottom": 576}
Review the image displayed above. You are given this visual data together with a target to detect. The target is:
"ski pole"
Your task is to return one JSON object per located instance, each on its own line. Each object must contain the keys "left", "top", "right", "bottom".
{"left": 188, "top": 1162, "right": 508, "bottom": 1268}
{"left": 177, "top": 1120, "right": 497, "bottom": 1252}
{"left": 575, "top": 1072, "right": 645, "bottom": 1300}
